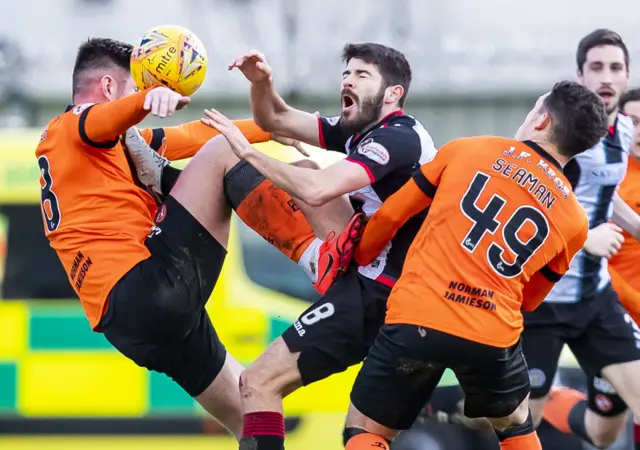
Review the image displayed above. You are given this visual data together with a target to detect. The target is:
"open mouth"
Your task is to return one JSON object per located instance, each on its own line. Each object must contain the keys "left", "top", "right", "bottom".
{"left": 342, "top": 92, "right": 357, "bottom": 113}
{"left": 597, "top": 89, "right": 615, "bottom": 102}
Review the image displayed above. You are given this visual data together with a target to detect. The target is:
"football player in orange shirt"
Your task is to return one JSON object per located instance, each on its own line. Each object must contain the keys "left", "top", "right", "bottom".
{"left": 540, "top": 87, "right": 640, "bottom": 450}
{"left": 608, "top": 88, "right": 640, "bottom": 324}
{"left": 337, "top": 81, "right": 608, "bottom": 450}
{"left": 35, "top": 38, "right": 360, "bottom": 439}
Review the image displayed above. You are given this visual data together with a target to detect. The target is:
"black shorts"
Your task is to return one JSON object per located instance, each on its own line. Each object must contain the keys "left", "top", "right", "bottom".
{"left": 350, "top": 324, "right": 530, "bottom": 431}
{"left": 522, "top": 284, "right": 640, "bottom": 416}
{"left": 281, "top": 269, "right": 390, "bottom": 385}
{"left": 99, "top": 195, "right": 228, "bottom": 397}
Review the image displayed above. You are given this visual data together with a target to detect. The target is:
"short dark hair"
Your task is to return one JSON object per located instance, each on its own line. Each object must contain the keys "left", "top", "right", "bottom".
{"left": 576, "top": 29, "right": 629, "bottom": 73}
{"left": 341, "top": 43, "right": 412, "bottom": 107}
{"left": 72, "top": 38, "right": 133, "bottom": 97}
{"left": 542, "top": 81, "right": 608, "bottom": 158}
{"left": 619, "top": 88, "right": 640, "bottom": 113}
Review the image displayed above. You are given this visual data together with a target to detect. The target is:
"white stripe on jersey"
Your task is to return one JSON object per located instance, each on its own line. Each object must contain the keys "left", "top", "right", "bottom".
{"left": 546, "top": 113, "right": 633, "bottom": 303}
{"left": 354, "top": 118, "right": 437, "bottom": 281}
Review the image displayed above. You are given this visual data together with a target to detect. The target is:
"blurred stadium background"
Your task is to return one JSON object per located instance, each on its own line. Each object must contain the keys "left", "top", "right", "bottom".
{"left": 0, "top": 0, "right": 638, "bottom": 448}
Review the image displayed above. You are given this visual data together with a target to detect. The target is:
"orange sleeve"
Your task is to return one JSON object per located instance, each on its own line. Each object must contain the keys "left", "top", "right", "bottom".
{"left": 80, "top": 90, "right": 150, "bottom": 147}
{"left": 138, "top": 119, "right": 271, "bottom": 161}
{"left": 354, "top": 177, "right": 433, "bottom": 266}
{"left": 418, "top": 140, "right": 458, "bottom": 186}
{"left": 521, "top": 272, "right": 556, "bottom": 312}
{"left": 353, "top": 141, "right": 460, "bottom": 266}
{"left": 522, "top": 222, "right": 588, "bottom": 312}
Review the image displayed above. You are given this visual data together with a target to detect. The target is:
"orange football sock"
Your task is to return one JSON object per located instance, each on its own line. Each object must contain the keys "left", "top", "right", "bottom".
{"left": 345, "top": 433, "right": 390, "bottom": 450}
{"left": 499, "top": 432, "right": 541, "bottom": 450}
{"left": 542, "top": 386, "right": 587, "bottom": 434}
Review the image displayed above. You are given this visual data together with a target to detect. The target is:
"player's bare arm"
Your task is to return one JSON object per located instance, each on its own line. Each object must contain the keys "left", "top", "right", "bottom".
{"left": 202, "top": 108, "right": 369, "bottom": 206}
{"left": 82, "top": 87, "right": 189, "bottom": 145}
{"left": 612, "top": 191, "right": 640, "bottom": 241}
{"left": 229, "top": 51, "right": 322, "bottom": 147}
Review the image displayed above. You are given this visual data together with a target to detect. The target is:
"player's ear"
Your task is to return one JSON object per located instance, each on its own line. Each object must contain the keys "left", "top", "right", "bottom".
{"left": 534, "top": 112, "right": 551, "bottom": 131}
{"left": 576, "top": 67, "right": 584, "bottom": 83}
{"left": 385, "top": 85, "right": 404, "bottom": 106}
{"left": 100, "top": 75, "right": 117, "bottom": 102}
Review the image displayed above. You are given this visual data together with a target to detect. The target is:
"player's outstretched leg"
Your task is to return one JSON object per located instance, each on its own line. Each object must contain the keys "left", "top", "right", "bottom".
{"left": 223, "top": 157, "right": 364, "bottom": 294}
{"left": 125, "top": 135, "right": 364, "bottom": 294}
{"left": 164, "top": 135, "right": 250, "bottom": 438}
{"left": 237, "top": 337, "right": 300, "bottom": 450}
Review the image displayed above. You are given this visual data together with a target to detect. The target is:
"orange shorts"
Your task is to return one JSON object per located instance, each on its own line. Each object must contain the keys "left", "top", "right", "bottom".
{"left": 223, "top": 161, "right": 315, "bottom": 262}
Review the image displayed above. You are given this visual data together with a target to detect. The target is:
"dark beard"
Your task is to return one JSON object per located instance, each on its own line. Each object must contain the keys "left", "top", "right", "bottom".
{"left": 339, "top": 86, "right": 386, "bottom": 136}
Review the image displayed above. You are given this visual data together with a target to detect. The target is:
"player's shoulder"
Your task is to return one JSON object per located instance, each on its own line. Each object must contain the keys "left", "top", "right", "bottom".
{"left": 616, "top": 112, "right": 634, "bottom": 134}
{"left": 614, "top": 113, "right": 634, "bottom": 152}
{"left": 370, "top": 113, "right": 432, "bottom": 140}
{"left": 35, "top": 104, "right": 94, "bottom": 156}
{"left": 361, "top": 113, "right": 435, "bottom": 158}
{"left": 562, "top": 192, "right": 589, "bottom": 231}
{"left": 54, "top": 103, "right": 94, "bottom": 128}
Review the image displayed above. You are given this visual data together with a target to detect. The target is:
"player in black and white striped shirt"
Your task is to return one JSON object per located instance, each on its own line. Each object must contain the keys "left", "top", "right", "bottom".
{"left": 210, "top": 43, "right": 437, "bottom": 450}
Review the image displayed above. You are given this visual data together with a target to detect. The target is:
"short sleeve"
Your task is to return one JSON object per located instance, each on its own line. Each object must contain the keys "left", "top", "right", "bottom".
{"left": 412, "top": 138, "right": 463, "bottom": 192}
{"left": 317, "top": 116, "right": 348, "bottom": 151}
{"left": 346, "top": 126, "right": 432, "bottom": 183}
{"left": 541, "top": 220, "right": 589, "bottom": 281}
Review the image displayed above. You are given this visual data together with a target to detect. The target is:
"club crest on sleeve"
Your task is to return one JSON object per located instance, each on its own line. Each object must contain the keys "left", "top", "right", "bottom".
{"left": 357, "top": 138, "right": 390, "bottom": 165}
{"left": 73, "top": 103, "right": 94, "bottom": 115}
{"left": 326, "top": 116, "right": 340, "bottom": 126}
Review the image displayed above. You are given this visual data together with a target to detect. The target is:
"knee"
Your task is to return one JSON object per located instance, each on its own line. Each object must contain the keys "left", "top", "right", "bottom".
{"left": 527, "top": 397, "right": 546, "bottom": 429}
{"left": 201, "top": 135, "right": 239, "bottom": 170}
{"left": 491, "top": 409, "right": 535, "bottom": 443}
{"left": 589, "top": 430, "right": 622, "bottom": 449}
{"left": 586, "top": 413, "right": 628, "bottom": 449}
{"left": 238, "top": 365, "right": 266, "bottom": 398}
{"left": 489, "top": 399, "right": 531, "bottom": 432}
{"left": 238, "top": 361, "right": 289, "bottom": 399}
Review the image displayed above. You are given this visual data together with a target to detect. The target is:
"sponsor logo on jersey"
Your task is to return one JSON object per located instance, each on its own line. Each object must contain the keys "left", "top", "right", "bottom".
{"left": 72, "top": 103, "right": 94, "bottom": 115}
{"left": 326, "top": 116, "right": 340, "bottom": 126}
{"left": 358, "top": 138, "right": 390, "bottom": 165}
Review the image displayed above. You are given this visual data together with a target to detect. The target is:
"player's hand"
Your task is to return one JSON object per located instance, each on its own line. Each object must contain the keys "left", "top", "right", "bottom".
{"left": 144, "top": 87, "right": 191, "bottom": 118}
{"left": 201, "top": 108, "right": 254, "bottom": 159}
{"left": 228, "top": 50, "right": 273, "bottom": 85}
{"left": 584, "top": 222, "right": 624, "bottom": 259}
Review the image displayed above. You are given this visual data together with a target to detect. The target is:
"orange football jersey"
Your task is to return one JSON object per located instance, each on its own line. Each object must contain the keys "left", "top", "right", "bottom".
{"left": 35, "top": 90, "right": 270, "bottom": 329}
{"left": 355, "top": 137, "right": 588, "bottom": 347}
{"left": 609, "top": 156, "right": 640, "bottom": 291}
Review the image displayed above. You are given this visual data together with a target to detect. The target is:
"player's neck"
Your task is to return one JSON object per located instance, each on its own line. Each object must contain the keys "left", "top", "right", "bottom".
{"left": 73, "top": 86, "right": 109, "bottom": 106}
{"left": 607, "top": 108, "right": 619, "bottom": 127}
{"left": 359, "top": 106, "right": 402, "bottom": 133}
{"left": 73, "top": 94, "right": 103, "bottom": 106}
{"left": 534, "top": 140, "right": 570, "bottom": 168}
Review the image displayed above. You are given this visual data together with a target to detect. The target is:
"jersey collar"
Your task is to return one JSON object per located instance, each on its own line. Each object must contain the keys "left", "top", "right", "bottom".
{"left": 523, "top": 140, "right": 563, "bottom": 171}
{"left": 65, "top": 105, "right": 74, "bottom": 112}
